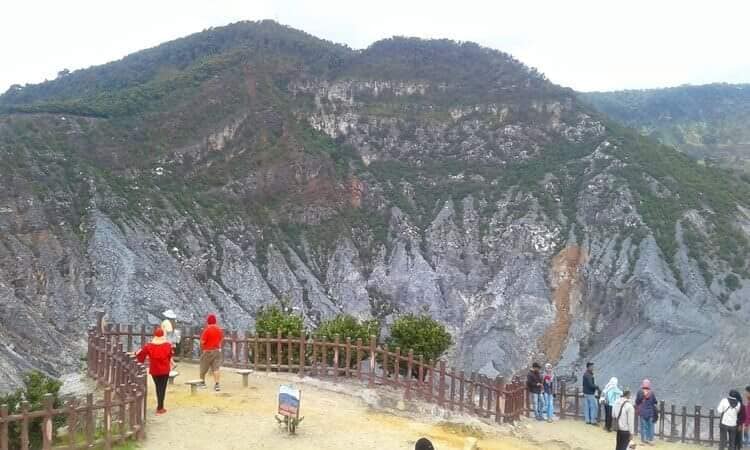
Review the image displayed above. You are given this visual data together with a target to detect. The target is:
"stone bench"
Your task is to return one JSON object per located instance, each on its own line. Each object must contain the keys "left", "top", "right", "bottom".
{"left": 168, "top": 370, "right": 179, "bottom": 385}
{"left": 185, "top": 379, "right": 203, "bottom": 395}
{"left": 235, "top": 369, "right": 254, "bottom": 387}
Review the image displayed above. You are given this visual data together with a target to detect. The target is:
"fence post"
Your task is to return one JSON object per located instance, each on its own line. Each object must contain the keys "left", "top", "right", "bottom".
{"left": 368, "top": 335, "right": 376, "bottom": 387}
{"left": 574, "top": 388, "right": 580, "bottom": 419}
{"left": 459, "top": 371, "right": 465, "bottom": 412}
{"left": 418, "top": 355, "right": 425, "bottom": 396}
{"left": 659, "top": 400, "right": 665, "bottom": 438}
{"left": 299, "top": 335, "right": 306, "bottom": 377}
{"left": 356, "top": 338, "right": 363, "bottom": 380}
{"left": 85, "top": 394, "right": 94, "bottom": 445}
{"left": 681, "top": 406, "right": 687, "bottom": 443}
{"left": 394, "top": 347, "right": 401, "bottom": 386}
{"left": 20, "top": 401, "right": 30, "bottom": 450}
{"left": 104, "top": 388, "right": 113, "bottom": 450}
{"left": 708, "top": 408, "right": 715, "bottom": 444}
{"left": 405, "top": 350, "right": 414, "bottom": 400}
{"left": 670, "top": 404, "right": 676, "bottom": 438}
{"left": 41, "top": 394, "right": 54, "bottom": 450}
{"left": 276, "top": 329, "right": 282, "bottom": 371}
{"left": 495, "top": 377, "right": 505, "bottom": 423}
{"left": 333, "top": 335, "right": 340, "bottom": 381}
{"left": 67, "top": 399, "right": 78, "bottom": 448}
{"left": 438, "top": 361, "right": 446, "bottom": 408}
{"left": 265, "top": 332, "right": 272, "bottom": 372}
{"left": 1, "top": 404, "right": 8, "bottom": 450}
{"left": 345, "top": 337, "right": 352, "bottom": 377}
{"left": 450, "top": 368, "right": 457, "bottom": 411}
{"left": 694, "top": 405, "right": 701, "bottom": 443}
{"left": 139, "top": 325, "right": 146, "bottom": 350}
{"left": 559, "top": 381, "right": 566, "bottom": 419}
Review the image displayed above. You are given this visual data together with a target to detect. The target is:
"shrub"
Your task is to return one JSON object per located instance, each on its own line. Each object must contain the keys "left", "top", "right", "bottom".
{"left": 315, "top": 315, "right": 380, "bottom": 369}
{"left": 0, "top": 371, "right": 64, "bottom": 449}
{"left": 315, "top": 314, "right": 379, "bottom": 342}
{"left": 251, "top": 305, "right": 304, "bottom": 366}
{"left": 387, "top": 314, "right": 452, "bottom": 363}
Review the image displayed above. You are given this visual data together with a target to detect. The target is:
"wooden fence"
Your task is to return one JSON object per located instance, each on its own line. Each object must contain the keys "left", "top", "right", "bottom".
{"left": 101, "top": 324, "right": 527, "bottom": 424}
{"left": 0, "top": 323, "right": 147, "bottom": 450}
{"left": 527, "top": 381, "right": 725, "bottom": 446}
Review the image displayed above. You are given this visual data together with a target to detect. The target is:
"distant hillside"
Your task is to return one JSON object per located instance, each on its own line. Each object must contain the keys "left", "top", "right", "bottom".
{"left": 582, "top": 84, "right": 750, "bottom": 170}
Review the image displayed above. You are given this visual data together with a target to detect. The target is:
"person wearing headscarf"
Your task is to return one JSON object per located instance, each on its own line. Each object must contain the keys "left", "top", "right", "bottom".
{"left": 636, "top": 379, "right": 658, "bottom": 445}
{"left": 718, "top": 390, "right": 743, "bottom": 450}
{"left": 543, "top": 363, "right": 556, "bottom": 422}
{"left": 415, "top": 437, "right": 435, "bottom": 450}
{"left": 601, "top": 377, "right": 623, "bottom": 432}
{"left": 136, "top": 327, "right": 174, "bottom": 415}
{"left": 730, "top": 390, "right": 745, "bottom": 449}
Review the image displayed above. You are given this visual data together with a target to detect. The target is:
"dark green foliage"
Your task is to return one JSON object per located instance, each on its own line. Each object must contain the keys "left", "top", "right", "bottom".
{"left": 255, "top": 304, "right": 304, "bottom": 338}
{"left": 0, "top": 372, "right": 64, "bottom": 449}
{"left": 725, "top": 274, "right": 741, "bottom": 291}
{"left": 315, "top": 314, "right": 379, "bottom": 342}
{"left": 387, "top": 314, "right": 452, "bottom": 363}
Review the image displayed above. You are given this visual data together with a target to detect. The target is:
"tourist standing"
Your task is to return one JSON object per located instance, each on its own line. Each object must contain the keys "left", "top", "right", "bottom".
{"left": 160, "top": 309, "right": 181, "bottom": 354}
{"left": 583, "top": 362, "right": 599, "bottom": 425}
{"left": 527, "top": 362, "right": 545, "bottom": 420}
{"left": 199, "top": 314, "right": 224, "bottom": 392}
{"left": 602, "top": 377, "right": 623, "bottom": 432}
{"left": 718, "top": 390, "right": 743, "bottom": 450}
{"left": 636, "top": 379, "right": 658, "bottom": 445}
{"left": 613, "top": 389, "right": 635, "bottom": 450}
{"left": 136, "top": 327, "right": 173, "bottom": 415}
{"left": 543, "top": 363, "right": 556, "bottom": 422}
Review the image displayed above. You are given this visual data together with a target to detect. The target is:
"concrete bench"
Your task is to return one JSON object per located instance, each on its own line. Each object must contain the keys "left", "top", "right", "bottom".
{"left": 235, "top": 369, "right": 254, "bottom": 387}
{"left": 168, "top": 370, "right": 179, "bottom": 385}
{"left": 185, "top": 379, "right": 203, "bottom": 395}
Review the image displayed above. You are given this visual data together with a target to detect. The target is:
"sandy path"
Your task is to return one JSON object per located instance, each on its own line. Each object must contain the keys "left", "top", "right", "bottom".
{"left": 137, "top": 363, "right": 700, "bottom": 450}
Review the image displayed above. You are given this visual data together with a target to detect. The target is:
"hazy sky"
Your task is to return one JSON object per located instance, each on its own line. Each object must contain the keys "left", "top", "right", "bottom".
{"left": 2, "top": 0, "right": 750, "bottom": 93}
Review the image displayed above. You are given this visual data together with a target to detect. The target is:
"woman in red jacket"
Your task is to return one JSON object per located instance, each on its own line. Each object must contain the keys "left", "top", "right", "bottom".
{"left": 136, "top": 327, "right": 174, "bottom": 415}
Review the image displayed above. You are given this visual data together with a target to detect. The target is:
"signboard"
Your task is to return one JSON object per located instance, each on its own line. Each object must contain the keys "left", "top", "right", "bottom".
{"left": 278, "top": 385, "right": 301, "bottom": 417}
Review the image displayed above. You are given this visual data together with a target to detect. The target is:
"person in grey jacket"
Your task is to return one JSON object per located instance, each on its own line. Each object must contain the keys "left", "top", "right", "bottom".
{"left": 613, "top": 389, "right": 635, "bottom": 450}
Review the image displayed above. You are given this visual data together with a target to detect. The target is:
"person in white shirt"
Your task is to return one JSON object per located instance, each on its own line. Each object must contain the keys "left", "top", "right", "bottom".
{"left": 718, "top": 390, "right": 742, "bottom": 450}
{"left": 612, "top": 389, "right": 635, "bottom": 450}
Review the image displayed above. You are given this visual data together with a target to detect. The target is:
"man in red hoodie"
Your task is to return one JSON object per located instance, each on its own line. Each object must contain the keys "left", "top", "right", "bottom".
{"left": 199, "top": 314, "right": 224, "bottom": 391}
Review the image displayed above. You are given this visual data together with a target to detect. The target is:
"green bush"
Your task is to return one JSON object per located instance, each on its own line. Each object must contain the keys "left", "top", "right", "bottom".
{"left": 0, "top": 371, "right": 64, "bottom": 449}
{"left": 315, "top": 314, "right": 379, "bottom": 342}
{"left": 251, "top": 305, "right": 304, "bottom": 366}
{"left": 387, "top": 314, "right": 452, "bottom": 363}
{"left": 315, "top": 315, "right": 380, "bottom": 369}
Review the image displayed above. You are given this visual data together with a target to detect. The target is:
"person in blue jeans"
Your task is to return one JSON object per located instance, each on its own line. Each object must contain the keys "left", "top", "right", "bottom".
{"left": 582, "top": 362, "right": 599, "bottom": 424}
{"left": 543, "top": 363, "right": 556, "bottom": 422}
{"left": 636, "top": 379, "right": 658, "bottom": 444}
{"left": 526, "top": 362, "right": 545, "bottom": 420}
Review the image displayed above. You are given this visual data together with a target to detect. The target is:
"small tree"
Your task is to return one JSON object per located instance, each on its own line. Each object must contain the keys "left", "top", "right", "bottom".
{"left": 388, "top": 314, "right": 452, "bottom": 364}
{"left": 252, "top": 305, "right": 304, "bottom": 366}
{"left": 315, "top": 314, "right": 379, "bottom": 368}
{"left": 0, "top": 371, "right": 63, "bottom": 449}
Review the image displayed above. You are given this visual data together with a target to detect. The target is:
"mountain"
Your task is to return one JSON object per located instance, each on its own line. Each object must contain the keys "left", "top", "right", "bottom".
{"left": 1, "top": 21, "right": 749, "bottom": 407}
{"left": 582, "top": 84, "right": 750, "bottom": 171}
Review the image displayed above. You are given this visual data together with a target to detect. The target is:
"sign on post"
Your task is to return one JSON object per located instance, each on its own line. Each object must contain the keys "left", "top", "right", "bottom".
{"left": 278, "top": 385, "right": 301, "bottom": 417}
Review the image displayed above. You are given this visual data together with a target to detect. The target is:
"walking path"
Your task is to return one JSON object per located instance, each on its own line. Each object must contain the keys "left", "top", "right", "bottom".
{"left": 136, "top": 363, "right": 700, "bottom": 450}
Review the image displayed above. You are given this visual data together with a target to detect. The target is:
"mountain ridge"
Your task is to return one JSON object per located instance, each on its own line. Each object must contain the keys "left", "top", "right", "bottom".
{"left": 0, "top": 21, "right": 748, "bottom": 408}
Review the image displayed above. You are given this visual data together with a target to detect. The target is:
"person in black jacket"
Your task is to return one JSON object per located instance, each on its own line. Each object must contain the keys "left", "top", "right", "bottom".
{"left": 731, "top": 390, "right": 745, "bottom": 449}
{"left": 582, "top": 362, "right": 599, "bottom": 425}
{"left": 527, "top": 362, "right": 544, "bottom": 420}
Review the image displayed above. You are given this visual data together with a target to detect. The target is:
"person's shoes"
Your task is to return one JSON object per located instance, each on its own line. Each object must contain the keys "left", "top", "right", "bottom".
{"left": 197, "top": 381, "right": 207, "bottom": 388}
{"left": 156, "top": 408, "right": 167, "bottom": 415}
{"left": 547, "top": 418, "right": 553, "bottom": 423}
{"left": 214, "top": 383, "right": 221, "bottom": 392}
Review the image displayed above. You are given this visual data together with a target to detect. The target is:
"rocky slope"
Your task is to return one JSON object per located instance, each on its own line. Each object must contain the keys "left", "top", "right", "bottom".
{"left": 583, "top": 84, "right": 750, "bottom": 171}
{"left": 1, "top": 21, "right": 749, "bottom": 406}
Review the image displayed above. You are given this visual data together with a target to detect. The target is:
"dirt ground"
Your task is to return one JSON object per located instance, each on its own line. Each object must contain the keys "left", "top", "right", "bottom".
{"left": 137, "top": 363, "right": 701, "bottom": 450}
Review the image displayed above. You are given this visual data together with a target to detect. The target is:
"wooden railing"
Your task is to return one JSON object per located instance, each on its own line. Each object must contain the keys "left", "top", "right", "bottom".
{"left": 527, "top": 381, "right": 726, "bottom": 446}
{"left": 101, "top": 324, "right": 527, "bottom": 424}
{"left": 0, "top": 321, "right": 147, "bottom": 450}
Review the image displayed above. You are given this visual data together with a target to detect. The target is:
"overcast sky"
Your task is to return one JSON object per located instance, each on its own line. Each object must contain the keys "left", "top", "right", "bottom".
{"left": 2, "top": 0, "right": 749, "bottom": 94}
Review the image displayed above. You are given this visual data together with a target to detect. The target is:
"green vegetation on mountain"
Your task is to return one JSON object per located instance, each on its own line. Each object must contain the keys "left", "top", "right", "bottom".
{"left": 582, "top": 84, "right": 750, "bottom": 171}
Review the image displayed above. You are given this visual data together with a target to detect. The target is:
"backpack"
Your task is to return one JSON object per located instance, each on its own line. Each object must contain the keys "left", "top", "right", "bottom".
{"left": 613, "top": 400, "right": 629, "bottom": 432}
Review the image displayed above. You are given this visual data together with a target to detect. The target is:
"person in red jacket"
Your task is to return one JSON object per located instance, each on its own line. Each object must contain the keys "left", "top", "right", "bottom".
{"left": 199, "top": 314, "right": 224, "bottom": 391}
{"left": 136, "top": 327, "right": 174, "bottom": 415}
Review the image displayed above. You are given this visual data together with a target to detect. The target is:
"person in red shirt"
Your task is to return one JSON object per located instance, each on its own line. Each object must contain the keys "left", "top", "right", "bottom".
{"left": 136, "top": 327, "right": 174, "bottom": 415}
{"left": 199, "top": 314, "right": 224, "bottom": 391}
